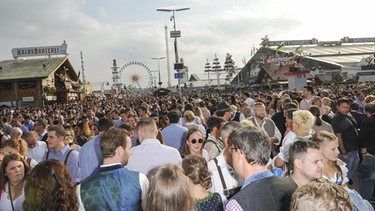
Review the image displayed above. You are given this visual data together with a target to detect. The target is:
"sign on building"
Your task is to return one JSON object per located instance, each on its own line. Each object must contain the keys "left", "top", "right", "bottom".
{"left": 268, "top": 39, "right": 318, "bottom": 46}
{"left": 11, "top": 41, "right": 68, "bottom": 59}
{"left": 174, "top": 72, "right": 184, "bottom": 79}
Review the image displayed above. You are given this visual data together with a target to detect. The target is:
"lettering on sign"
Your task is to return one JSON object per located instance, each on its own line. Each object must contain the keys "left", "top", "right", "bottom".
{"left": 11, "top": 42, "right": 67, "bottom": 58}
{"left": 350, "top": 37, "right": 375, "bottom": 43}
{"left": 23, "top": 97, "right": 34, "bottom": 102}
{"left": 19, "top": 81, "right": 36, "bottom": 89}
{"left": 0, "top": 83, "right": 11, "bottom": 90}
{"left": 269, "top": 39, "right": 318, "bottom": 46}
{"left": 263, "top": 57, "right": 289, "bottom": 65}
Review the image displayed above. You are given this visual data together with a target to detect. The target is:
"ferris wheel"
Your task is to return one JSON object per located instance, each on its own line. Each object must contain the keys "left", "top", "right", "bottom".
{"left": 120, "top": 61, "right": 152, "bottom": 90}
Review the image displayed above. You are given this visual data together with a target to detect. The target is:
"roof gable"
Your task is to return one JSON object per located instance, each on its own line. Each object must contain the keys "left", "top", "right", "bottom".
{"left": 0, "top": 57, "right": 68, "bottom": 80}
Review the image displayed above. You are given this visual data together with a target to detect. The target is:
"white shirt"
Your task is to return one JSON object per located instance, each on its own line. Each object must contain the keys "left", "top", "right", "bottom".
{"left": 207, "top": 151, "right": 244, "bottom": 204}
{"left": 202, "top": 149, "right": 210, "bottom": 162}
{"left": 245, "top": 97, "right": 255, "bottom": 109}
{"left": 278, "top": 131, "right": 297, "bottom": 162}
{"left": 26, "top": 141, "right": 48, "bottom": 162}
{"left": 252, "top": 118, "right": 282, "bottom": 145}
{"left": 126, "top": 139, "right": 182, "bottom": 177}
{"left": 0, "top": 182, "right": 25, "bottom": 211}
{"left": 278, "top": 129, "right": 314, "bottom": 162}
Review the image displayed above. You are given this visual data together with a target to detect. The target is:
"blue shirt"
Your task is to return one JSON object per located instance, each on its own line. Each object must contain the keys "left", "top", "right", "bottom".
{"left": 24, "top": 121, "right": 34, "bottom": 131}
{"left": 114, "top": 119, "right": 123, "bottom": 127}
{"left": 18, "top": 125, "right": 29, "bottom": 139}
{"left": 38, "top": 131, "right": 47, "bottom": 141}
{"left": 241, "top": 169, "right": 274, "bottom": 190}
{"left": 47, "top": 144, "right": 80, "bottom": 183}
{"left": 79, "top": 135, "right": 103, "bottom": 181}
{"left": 162, "top": 123, "right": 187, "bottom": 151}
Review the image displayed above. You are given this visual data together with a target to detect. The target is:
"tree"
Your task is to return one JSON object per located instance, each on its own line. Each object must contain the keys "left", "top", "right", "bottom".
{"left": 224, "top": 53, "right": 236, "bottom": 82}
{"left": 260, "top": 35, "right": 270, "bottom": 47}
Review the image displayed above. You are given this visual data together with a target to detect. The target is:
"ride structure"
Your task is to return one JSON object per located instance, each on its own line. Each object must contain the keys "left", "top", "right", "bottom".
{"left": 110, "top": 60, "right": 152, "bottom": 95}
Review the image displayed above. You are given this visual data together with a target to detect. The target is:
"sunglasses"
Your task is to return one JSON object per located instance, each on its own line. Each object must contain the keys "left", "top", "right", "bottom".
{"left": 191, "top": 138, "right": 204, "bottom": 144}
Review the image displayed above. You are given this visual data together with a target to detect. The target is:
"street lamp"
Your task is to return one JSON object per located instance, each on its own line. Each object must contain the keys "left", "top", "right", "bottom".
{"left": 151, "top": 57, "right": 165, "bottom": 87}
{"left": 156, "top": 7, "right": 190, "bottom": 96}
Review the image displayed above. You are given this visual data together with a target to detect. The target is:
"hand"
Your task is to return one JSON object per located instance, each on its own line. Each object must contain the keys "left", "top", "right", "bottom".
{"left": 270, "top": 137, "right": 279, "bottom": 144}
{"left": 342, "top": 154, "right": 349, "bottom": 160}
{"left": 362, "top": 153, "right": 374, "bottom": 161}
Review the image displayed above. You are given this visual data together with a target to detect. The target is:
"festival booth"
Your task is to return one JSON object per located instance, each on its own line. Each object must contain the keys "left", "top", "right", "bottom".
{"left": 0, "top": 42, "right": 83, "bottom": 109}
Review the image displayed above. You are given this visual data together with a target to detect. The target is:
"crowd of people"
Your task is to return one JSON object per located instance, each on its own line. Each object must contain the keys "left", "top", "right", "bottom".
{"left": 0, "top": 82, "right": 375, "bottom": 210}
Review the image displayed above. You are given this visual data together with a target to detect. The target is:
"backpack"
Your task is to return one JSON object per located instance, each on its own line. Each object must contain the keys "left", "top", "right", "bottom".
{"left": 77, "top": 135, "right": 89, "bottom": 146}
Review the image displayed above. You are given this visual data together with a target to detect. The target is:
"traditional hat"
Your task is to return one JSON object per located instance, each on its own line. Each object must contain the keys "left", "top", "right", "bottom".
{"left": 216, "top": 101, "right": 231, "bottom": 113}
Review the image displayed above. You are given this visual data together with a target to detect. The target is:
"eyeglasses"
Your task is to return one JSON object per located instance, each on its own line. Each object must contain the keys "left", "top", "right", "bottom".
{"left": 229, "top": 147, "right": 238, "bottom": 154}
{"left": 191, "top": 138, "right": 204, "bottom": 144}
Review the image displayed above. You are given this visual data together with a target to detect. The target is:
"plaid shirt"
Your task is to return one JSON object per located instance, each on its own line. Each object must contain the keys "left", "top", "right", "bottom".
{"left": 225, "top": 199, "right": 244, "bottom": 211}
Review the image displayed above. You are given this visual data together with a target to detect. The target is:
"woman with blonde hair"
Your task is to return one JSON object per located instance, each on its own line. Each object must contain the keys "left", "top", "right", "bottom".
{"left": 312, "top": 131, "right": 373, "bottom": 211}
{"left": 194, "top": 106, "right": 207, "bottom": 129}
{"left": 146, "top": 164, "right": 195, "bottom": 211}
{"left": 184, "top": 110, "right": 206, "bottom": 138}
{"left": 322, "top": 97, "right": 335, "bottom": 119}
{"left": 312, "top": 131, "right": 348, "bottom": 185}
{"left": 291, "top": 110, "right": 315, "bottom": 140}
{"left": 275, "top": 110, "right": 315, "bottom": 170}
{"left": 182, "top": 155, "right": 223, "bottom": 211}
{"left": 2, "top": 138, "right": 38, "bottom": 168}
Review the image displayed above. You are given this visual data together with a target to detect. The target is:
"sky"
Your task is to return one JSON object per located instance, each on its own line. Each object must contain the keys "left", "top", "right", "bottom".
{"left": 1, "top": 0, "right": 375, "bottom": 90}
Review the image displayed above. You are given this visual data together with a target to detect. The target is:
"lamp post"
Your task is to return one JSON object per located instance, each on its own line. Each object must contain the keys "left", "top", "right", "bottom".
{"left": 157, "top": 7, "right": 190, "bottom": 97}
{"left": 151, "top": 57, "right": 165, "bottom": 87}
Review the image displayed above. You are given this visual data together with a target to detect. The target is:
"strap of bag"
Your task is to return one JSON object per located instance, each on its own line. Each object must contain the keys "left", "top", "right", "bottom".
{"left": 46, "top": 149, "right": 74, "bottom": 166}
{"left": 45, "top": 151, "right": 50, "bottom": 160}
{"left": 64, "top": 149, "right": 74, "bottom": 165}
{"left": 214, "top": 158, "right": 228, "bottom": 191}
{"left": 206, "top": 139, "right": 222, "bottom": 153}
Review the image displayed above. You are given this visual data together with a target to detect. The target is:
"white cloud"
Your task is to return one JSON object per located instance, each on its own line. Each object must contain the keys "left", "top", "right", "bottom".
{"left": 1, "top": 0, "right": 375, "bottom": 88}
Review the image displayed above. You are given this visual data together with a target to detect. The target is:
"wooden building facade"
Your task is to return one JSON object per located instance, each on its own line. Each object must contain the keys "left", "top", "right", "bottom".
{"left": 0, "top": 56, "right": 83, "bottom": 109}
